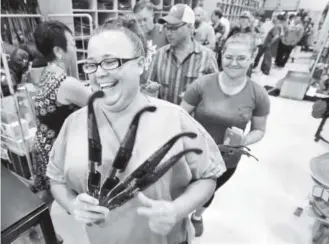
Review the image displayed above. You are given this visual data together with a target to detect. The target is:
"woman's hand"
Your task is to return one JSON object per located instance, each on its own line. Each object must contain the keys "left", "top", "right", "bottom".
{"left": 70, "top": 193, "right": 109, "bottom": 226}
{"left": 145, "top": 81, "right": 161, "bottom": 94}
{"left": 137, "top": 192, "right": 177, "bottom": 235}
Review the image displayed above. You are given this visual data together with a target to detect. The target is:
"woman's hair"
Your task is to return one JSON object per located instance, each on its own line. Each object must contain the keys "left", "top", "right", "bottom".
{"left": 222, "top": 33, "right": 257, "bottom": 55}
{"left": 33, "top": 21, "right": 72, "bottom": 62}
{"left": 213, "top": 9, "right": 223, "bottom": 18}
{"left": 91, "top": 17, "right": 147, "bottom": 57}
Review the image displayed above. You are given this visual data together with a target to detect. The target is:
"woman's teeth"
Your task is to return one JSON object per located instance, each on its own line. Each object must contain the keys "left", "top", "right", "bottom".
{"left": 100, "top": 81, "right": 118, "bottom": 89}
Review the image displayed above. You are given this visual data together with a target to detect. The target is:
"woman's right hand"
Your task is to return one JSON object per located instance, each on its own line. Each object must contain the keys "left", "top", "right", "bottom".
{"left": 70, "top": 193, "right": 109, "bottom": 225}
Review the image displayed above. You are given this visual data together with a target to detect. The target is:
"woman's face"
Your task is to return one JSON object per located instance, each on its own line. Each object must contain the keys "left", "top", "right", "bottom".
{"left": 87, "top": 30, "right": 144, "bottom": 111}
{"left": 222, "top": 43, "right": 252, "bottom": 79}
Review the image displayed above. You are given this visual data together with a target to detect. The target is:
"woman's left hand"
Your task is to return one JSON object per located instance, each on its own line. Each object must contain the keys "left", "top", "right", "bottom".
{"left": 137, "top": 192, "right": 177, "bottom": 235}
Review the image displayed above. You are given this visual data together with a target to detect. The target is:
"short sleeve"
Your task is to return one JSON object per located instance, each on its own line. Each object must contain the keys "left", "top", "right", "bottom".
{"left": 183, "top": 78, "right": 203, "bottom": 106}
{"left": 253, "top": 84, "right": 271, "bottom": 117}
{"left": 46, "top": 115, "right": 72, "bottom": 183}
{"left": 179, "top": 109, "right": 226, "bottom": 180}
{"left": 57, "top": 76, "right": 92, "bottom": 107}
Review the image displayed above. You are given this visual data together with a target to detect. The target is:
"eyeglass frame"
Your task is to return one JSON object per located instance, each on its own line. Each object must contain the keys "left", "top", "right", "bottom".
{"left": 82, "top": 57, "right": 140, "bottom": 74}
{"left": 221, "top": 54, "right": 251, "bottom": 65}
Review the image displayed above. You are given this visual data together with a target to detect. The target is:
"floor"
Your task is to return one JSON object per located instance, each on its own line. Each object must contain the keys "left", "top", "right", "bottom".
{"left": 50, "top": 51, "right": 329, "bottom": 244}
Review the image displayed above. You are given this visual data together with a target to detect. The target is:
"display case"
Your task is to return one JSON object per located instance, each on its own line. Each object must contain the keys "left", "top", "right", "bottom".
{"left": 1, "top": 165, "right": 59, "bottom": 244}
{"left": 1, "top": 48, "right": 37, "bottom": 181}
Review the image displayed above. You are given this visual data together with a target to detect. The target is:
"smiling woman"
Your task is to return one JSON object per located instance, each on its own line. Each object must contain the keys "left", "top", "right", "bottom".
{"left": 46, "top": 20, "right": 226, "bottom": 243}
{"left": 180, "top": 33, "right": 270, "bottom": 237}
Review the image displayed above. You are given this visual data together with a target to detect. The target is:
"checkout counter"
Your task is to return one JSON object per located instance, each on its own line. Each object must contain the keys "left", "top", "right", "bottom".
{"left": 1, "top": 165, "right": 58, "bottom": 243}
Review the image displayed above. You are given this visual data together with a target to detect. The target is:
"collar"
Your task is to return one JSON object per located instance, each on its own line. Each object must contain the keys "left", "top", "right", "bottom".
{"left": 165, "top": 40, "right": 202, "bottom": 54}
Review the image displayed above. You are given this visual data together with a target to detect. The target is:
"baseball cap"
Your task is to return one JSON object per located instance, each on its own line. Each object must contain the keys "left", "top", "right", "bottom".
{"left": 240, "top": 11, "right": 252, "bottom": 19}
{"left": 158, "top": 4, "right": 195, "bottom": 25}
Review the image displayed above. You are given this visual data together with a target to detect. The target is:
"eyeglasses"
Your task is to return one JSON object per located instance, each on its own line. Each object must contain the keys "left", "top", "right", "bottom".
{"left": 222, "top": 55, "right": 250, "bottom": 65}
{"left": 82, "top": 57, "right": 139, "bottom": 74}
{"left": 164, "top": 23, "right": 186, "bottom": 32}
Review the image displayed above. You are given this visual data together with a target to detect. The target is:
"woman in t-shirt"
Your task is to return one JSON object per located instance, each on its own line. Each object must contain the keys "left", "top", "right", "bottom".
{"left": 180, "top": 33, "right": 270, "bottom": 237}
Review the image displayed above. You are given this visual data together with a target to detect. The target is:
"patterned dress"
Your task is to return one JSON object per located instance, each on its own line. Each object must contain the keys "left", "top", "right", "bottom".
{"left": 32, "top": 67, "right": 79, "bottom": 192}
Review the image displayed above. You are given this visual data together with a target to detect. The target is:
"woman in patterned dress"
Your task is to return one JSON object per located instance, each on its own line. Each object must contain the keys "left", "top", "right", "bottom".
{"left": 32, "top": 21, "right": 92, "bottom": 203}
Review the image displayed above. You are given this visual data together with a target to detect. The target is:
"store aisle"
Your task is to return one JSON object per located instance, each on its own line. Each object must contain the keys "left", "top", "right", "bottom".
{"left": 50, "top": 54, "right": 329, "bottom": 244}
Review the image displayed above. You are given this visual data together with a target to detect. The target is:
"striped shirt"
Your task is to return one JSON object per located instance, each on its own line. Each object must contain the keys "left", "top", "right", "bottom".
{"left": 147, "top": 41, "right": 218, "bottom": 104}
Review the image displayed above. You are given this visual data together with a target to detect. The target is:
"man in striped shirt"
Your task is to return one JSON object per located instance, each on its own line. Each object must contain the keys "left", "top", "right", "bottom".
{"left": 146, "top": 4, "right": 218, "bottom": 104}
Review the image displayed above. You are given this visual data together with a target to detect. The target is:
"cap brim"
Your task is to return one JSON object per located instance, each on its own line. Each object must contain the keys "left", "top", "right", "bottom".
{"left": 158, "top": 15, "right": 183, "bottom": 25}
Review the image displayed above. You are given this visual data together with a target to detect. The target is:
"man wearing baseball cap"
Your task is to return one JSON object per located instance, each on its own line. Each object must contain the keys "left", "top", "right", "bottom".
{"left": 227, "top": 10, "right": 253, "bottom": 38}
{"left": 145, "top": 4, "right": 218, "bottom": 104}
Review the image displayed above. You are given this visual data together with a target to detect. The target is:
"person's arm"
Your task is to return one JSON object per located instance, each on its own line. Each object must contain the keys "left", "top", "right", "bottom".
{"left": 174, "top": 109, "right": 226, "bottom": 217}
{"left": 296, "top": 25, "right": 304, "bottom": 42}
{"left": 146, "top": 48, "right": 160, "bottom": 83}
{"left": 137, "top": 104, "right": 226, "bottom": 235}
{"left": 50, "top": 181, "right": 78, "bottom": 213}
{"left": 180, "top": 101, "right": 196, "bottom": 114}
{"left": 143, "top": 49, "right": 161, "bottom": 96}
{"left": 180, "top": 76, "right": 203, "bottom": 113}
{"left": 57, "top": 76, "right": 92, "bottom": 107}
{"left": 205, "top": 26, "right": 216, "bottom": 50}
{"left": 46, "top": 115, "right": 76, "bottom": 212}
{"left": 47, "top": 115, "right": 108, "bottom": 223}
{"left": 243, "top": 85, "right": 270, "bottom": 146}
{"left": 222, "top": 19, "right": 230, "bottom": 39}
{"left": 244, "top": 116, "right": 268, "bottom": 145}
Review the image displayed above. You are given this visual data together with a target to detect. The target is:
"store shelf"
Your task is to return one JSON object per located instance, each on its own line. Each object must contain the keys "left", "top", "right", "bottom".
{"left": 73, "top": 9, "right": 97, "bottom": 12}
{"left": 75, "top": 35, "right": 91, "bottom": 40}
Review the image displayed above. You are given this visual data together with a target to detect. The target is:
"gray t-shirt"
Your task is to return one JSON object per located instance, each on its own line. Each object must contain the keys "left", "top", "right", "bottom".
{"left": 184, "top": 73, "right": 270, "bottom": 167}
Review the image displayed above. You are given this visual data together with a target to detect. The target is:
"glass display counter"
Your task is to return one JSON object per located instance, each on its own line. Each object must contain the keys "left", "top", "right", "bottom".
{"left": 1, "top": 164, "right": 59, "bottom": 244}
{"left": 1, "top": 82, "right": 38, "bottom": 181}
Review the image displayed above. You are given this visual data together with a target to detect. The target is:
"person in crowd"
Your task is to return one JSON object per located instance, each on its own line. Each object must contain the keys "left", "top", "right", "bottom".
{"left": 147, "top": 4, "right": 218, "bottom": 104}
{"left": 300, "top": 17, "right": 313, "bottom": 52}
{"left": 180, "top": 33, "right": 270, "bottom": 237}
{"left": 213, "top": 8, "right": 230, "bottom": 39}
{"left": 288, "top": 14, "right": 296, "bottom": 26}
{"left": 253, "top": 14, "right": 285, "bottom": 75}
{"left": 133, "top": 0, "right": 168, "bottom": 97}
{"left": 227, "top": 11, "right": 253, "bottom": 39}
{"left": 275, "top": 15, "right": 304, "bottom": 67}
{"left": 46, "top": 20, "right": 226, "bottom": 244}
{"left": 8, "top": 48, "right": 30, "bottom": 89}
{"left": 133, "top": 0, "right": 168, "bottom": 70}
{"left": 211, "top": 8, "right": 230, "bottom": 69}
{"left": 193, "top": 7, "right": 216, "bottom": 50}
{"left": 32, "top": 21, "right": 92, "bottom": 202}
{"left": 227, "top": 11, "right": 257, "bottom": 77}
